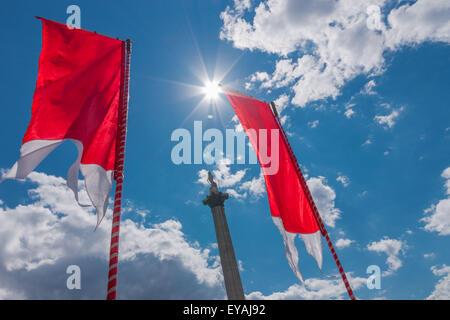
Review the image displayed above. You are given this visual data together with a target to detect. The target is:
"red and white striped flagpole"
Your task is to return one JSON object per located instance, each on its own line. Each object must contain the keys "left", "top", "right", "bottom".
{"left": 106, "top": 39, "right": 132, "bottom": 300}
{"left": 270, "top": 101, "right": 356, "bottom": 300}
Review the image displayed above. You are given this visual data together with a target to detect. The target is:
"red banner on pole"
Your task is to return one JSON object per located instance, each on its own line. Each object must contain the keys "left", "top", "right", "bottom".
{"left": 1, "top": 18, "right": 132, "bottom": 300}
{"left": 223, "top": 88, "right": 356, "bottom": 300}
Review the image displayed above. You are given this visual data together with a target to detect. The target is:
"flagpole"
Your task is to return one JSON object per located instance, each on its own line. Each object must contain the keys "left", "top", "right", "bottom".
{"left": 270, "top": 101, "right": 356, "bottom": 300}
{"left": 106, "top": 39, "right": 132, "bottom": 300}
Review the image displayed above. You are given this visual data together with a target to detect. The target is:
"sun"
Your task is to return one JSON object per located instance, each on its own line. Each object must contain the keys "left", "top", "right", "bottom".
{"left": 203, "top": 81, "right": 221, "bottom": 100}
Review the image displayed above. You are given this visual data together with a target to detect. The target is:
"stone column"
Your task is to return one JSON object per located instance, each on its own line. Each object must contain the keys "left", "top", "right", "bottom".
{"left": 203, "top": 175, "right": 245, "bottom": 300}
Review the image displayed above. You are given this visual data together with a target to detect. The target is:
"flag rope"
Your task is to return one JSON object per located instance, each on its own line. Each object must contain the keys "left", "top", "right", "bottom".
{"left": 269, "top": 102, "right": 356, "bottom": 300}
{"left": 106, "top": 39, "right": 132, "bottom": 300}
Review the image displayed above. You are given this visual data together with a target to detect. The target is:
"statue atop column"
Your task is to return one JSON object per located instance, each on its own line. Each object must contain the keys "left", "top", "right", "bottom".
{"left": 203, "top": 171, "right": 229, "bottom": 208}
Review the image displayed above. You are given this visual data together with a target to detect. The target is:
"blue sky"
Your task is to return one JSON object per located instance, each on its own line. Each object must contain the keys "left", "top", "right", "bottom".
{"left": 0, "top": 0, "right": 449, "bottom": 300}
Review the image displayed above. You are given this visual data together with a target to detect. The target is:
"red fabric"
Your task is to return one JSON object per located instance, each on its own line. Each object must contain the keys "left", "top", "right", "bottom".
{"left": 23, "top": 18, "right": 123, "bottom": 171}
{"left": 224, "top": 89, "right": 319, "bottom": 234}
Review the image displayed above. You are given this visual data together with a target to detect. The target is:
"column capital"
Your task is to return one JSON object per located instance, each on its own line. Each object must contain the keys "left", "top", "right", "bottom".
{"left": 202, "top": 190, "right": 229, "bottom": 208}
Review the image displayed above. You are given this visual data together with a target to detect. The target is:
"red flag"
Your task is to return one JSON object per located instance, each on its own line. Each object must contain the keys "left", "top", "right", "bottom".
{"left": 224, "top": 88, "right": 322, "bottom": 282}
{"left": 1, "top": 18, "right": 124, "bottom": 226}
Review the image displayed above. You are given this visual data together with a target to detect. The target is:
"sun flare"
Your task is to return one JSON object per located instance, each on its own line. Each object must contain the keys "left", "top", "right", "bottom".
{"left": 203, "top": 81, "right": 221, "bottom": 100}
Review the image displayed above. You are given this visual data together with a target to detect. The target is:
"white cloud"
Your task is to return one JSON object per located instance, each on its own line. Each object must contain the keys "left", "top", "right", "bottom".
{"left": 336, "top": 175, "right": 350, "bottom": 187}
{"left": 367, "top": 237, "right": 407, "bottom": 276}
{"left": 239, "top": 172, "right": 266, "bottom": 199}
{"left": 238, "top": 260, "right": 245, "bottom": 272}
{"left": 443, "top": 167, "right": 450, "bottom": 195}
{"left": 362, "top": 138, "right": 372, "bottom": 146}
{"left": 421, "top": 167, "right": 450, "bottom": 235}
{"left": 307, "top": 176, "right": 341, "bottom": 228}
{"left": 250, "top": 58, "right": 305, "bottom": 91}
{"left": 234, "top": 0, "right": 252, "bottom": 13}
{"left": 422, "top": 200, "right": 450, "bottom": 235}
{"left": 385, "top": 1, "right": 450, "bottom": 49}
{"left": 0, "top": 172, "right": 225, "bottom": 299}
{"left": 251, "top": 72, "right": 270, "bottom": 82}
{"left": 220, "top": 0, "right": 450, "bottom": 107}
{"left": 424, "top": 253, "right": 435, "bottom": 259}
{"left": 279, "top": 115, "right": 288, "bottom": 126}
{"left": 273, "top": 93, "right": 290, "bottom": 114}
{"left": 308, "top": 120, "right": 319, "bottom": 128}
{"left": 0, "top": 287, "right": 26, "bottom": 300}
{"left": 361, "top": 79, "right": 376, "bottom": 95}
{"left": 226, "top": 188, "right": 247, "bottom": 200}
{"left": 335, "top": 238, "right": 354, "bottom": 249}
{"left": 247, "top": 274, "right": 366, "bottom": 300}
{"left": 344, "top": 108, "right": 355, "bottom": 119}
{"left": 359, "top": 190, "right": 368, "bottom": 198}
{"left": 427, "top": 265, "right": 450, "bottom": 300}
{"left": 374, "top": 107, "right": 404, "bottom": 129}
